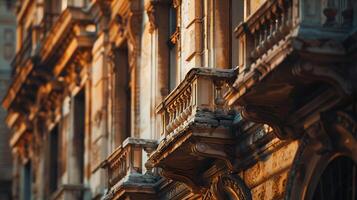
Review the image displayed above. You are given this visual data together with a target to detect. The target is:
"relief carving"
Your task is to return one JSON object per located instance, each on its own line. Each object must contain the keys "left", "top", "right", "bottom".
{"left": 285, "top": 110, "right": 357, "bottom": 199}
{"left": 191, "top": 142, "right": 234, "bottom": 171}
{"left": 204, "top": 174, "right": 252, "bottom": 200}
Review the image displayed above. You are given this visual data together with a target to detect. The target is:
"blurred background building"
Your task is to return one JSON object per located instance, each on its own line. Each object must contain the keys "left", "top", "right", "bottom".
{"left": 1, "top": 0, "right": 357, "bottom": 199}
{"left": 0, "top": 0, "right": 15, "bottom": 199}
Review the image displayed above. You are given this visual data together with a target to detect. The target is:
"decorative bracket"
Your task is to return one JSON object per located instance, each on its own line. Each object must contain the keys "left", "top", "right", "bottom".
{"left": 204, "top": 174, "right": 252, "bottom": 200}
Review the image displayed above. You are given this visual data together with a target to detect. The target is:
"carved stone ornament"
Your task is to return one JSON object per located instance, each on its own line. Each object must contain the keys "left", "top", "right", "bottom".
{"left": 241, "top": 104, "right": 300, "bottom": 140}
{"left": 285, "top": 110, "right": 357, "bottom": 200}
{"left": 145, "top": 1, "right": 158, "bottom": 34}
{"left": 204, "top": 174, "right": 252, "bottom": 200}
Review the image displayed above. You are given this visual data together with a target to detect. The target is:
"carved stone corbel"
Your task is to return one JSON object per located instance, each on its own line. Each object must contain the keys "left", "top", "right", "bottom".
{"left": 161, "top": 167, "right": 203, "bottom": 193}
{"left": 191, "top": 142, "right": 234, "bottom": 171}
{"left": 291, "top": 62, "right": 352, "bottom": 97}
{"left": 305, "top": 119, "right": 333, "bottom": 154}
{"left": 241, "top": 105, "right": 301, "bottom": 140}
{"left": 321, "top": 110, "right": 357, "bottom": 143}
{"left": 204, "top": 174, "right": 252, "bottom": 200}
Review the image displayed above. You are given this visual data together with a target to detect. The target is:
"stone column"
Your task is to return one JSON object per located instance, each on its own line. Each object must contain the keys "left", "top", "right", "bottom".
{"left": 147, "top": 1, "right": 170, "bottom": 139}
{"left": 213, "top": 0, "right": 230, "bottom": 69}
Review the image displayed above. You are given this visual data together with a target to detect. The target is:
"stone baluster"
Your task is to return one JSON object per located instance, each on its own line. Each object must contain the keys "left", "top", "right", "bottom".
{"left": 214, "top": 80, "right": 225, "bottom": 115}
{"left": 182, "top": 89, "right": 190, "bottom": 118}
{"left": 267, "top": 12, "right": 274, "bottom": 46}
{"left": 173, "top": 101, "right": 179, "bottom": 129}
{"left": 170, "top": 104, "right": 175, "bottom": 124}
{"left": 342, "top": 0, "right": 353, "bottom": 27}
{"left": 176, "top": 98, "right": 182, "bottom": 124}
{"left": 278, "top": 0, "right": 287, "bottom": 33}
{"left": 323, "top": 0, "right": 338, "bottom": 27}
{"left": 166, "top": 106, "right": 174, "bottom": 133}
{"left": 143, "top": 143, "right": 158, "bottom": 175}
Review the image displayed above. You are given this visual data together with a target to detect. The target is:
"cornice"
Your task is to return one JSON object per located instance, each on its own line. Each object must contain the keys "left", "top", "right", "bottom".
{"left": 40, "top": 7, "right": 93, "bottom": 64}
{"left": 2, "top": 59, "right": 34, "bottom": 110}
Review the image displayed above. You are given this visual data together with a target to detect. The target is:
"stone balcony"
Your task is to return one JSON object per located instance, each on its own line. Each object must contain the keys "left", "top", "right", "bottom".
{"left": 148, "top": 68, "right": 238, "bottom": 192}
{"left": 101, "top": 138, "right": 159, "bottom": 200}
{"left": 228, "top": 0, "right": 357, "bottom": 140}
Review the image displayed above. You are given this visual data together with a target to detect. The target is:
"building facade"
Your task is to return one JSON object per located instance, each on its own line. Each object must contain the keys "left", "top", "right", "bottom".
{"left": 0, "top": 0, "right": 16, "bottom": 199}
{"left": 2, "top": 0, "right": 357, "bottom": 199}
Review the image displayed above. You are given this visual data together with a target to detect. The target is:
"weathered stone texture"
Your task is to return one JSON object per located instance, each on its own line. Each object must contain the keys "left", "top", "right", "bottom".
{"left": 3, "top": 0, "right": 357, "bottom": 199}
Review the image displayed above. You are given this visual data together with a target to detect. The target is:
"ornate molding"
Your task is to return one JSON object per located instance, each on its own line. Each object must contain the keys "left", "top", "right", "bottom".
{"left": 204, "top": 174, "right": 252, "bottom": 200}
{"left": 145, "top": 1, "right": 158, "bottom": 34}
{"left": 191, "top": 142, "right": 234, "bottom": 171}
{"left": 161, "top": 167, "right": 203, "bottom": 193}
{"left": 241, "top": 105, "right": 301, "bottom": 140}
{"left": 291, "top": 62, "right": 352, "bottom": 97}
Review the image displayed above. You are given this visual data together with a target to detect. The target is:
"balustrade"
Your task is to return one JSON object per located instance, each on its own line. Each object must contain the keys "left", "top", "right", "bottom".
{"left": 102, "top": 138, "right": 157, "bottom": 188}
{"left": 236, "top": 0, "right": 293, "bottom": 69}
{"left": 158, "top": 68, "right": 235, "bottom": 138}
{"left": 235, "top": 0, "right": 355, "bottom": 71}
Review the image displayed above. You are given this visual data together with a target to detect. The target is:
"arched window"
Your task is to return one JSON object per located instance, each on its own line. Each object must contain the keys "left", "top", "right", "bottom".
{"left": 312, "top": 156, "right": 356, "bottom": 200}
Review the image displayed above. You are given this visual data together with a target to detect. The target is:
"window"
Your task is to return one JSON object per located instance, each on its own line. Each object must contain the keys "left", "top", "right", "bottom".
{"left": 21, "top": 161, "right": 32, "bottom": 200}
{"left": 312, "top": 156, "right": 356, "bottom": 200}
{"left": 113, "top": 43, "right": 131, "bottom": 148}
{"left": 49, "top": 125, "right": 59, "bottom": 193}
{"left": 73, "top": 89, "right": 85, "bottom": 185}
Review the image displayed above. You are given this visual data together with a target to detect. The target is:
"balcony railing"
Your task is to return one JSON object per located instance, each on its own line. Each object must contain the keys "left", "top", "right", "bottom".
{"left": 11, "top": 34, "right": 32, "bottom": 75}
{"left": 235, "top": 0, "right": 293, "bottom": 70}
{"left": 157, "top": 68, "right": 236, "bottom": 138}
{"left": 149, "top": 68, "right": 238, "bottom": 192}
{"left": 235, "top": 0, "right": 355, "bottom": 71}
{"left": 102, "top": 138, "right": 157, "bottom": 189}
